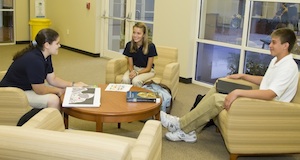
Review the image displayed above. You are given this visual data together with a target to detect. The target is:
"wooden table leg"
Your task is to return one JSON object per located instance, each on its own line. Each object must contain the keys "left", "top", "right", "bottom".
{"left": 63, "top": 113, "right": 69, "bottom": 129}
{"left": 96, "top": 117, "right": 103, "bottom": 132}
{"left": 154, "top": 111, "right": 160, "bottom": 120}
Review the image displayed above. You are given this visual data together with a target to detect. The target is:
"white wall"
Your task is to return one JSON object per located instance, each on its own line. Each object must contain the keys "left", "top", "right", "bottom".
{"left": 153, "top": 0, "right": 198, "bottom": 79}
{"left": 15, "top": 0, "right": 30, "bottom": 41}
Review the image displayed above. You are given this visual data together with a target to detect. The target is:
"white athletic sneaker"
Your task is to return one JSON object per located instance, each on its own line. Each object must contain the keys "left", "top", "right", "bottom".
{"left": 165, "top": 130, "right": 197, "bottom": 143}
{"left": 160, "top": 111, "right": 180, "bottom": 132}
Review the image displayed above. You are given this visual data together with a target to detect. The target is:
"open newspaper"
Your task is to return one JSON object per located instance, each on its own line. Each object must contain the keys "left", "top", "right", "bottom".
{"left": 62, "top": 87, "right": 101, "bottom": 107}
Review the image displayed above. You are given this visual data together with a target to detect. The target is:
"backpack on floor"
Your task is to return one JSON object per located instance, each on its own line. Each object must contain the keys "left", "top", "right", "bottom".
{"left": 190, "top": 94, "right": 205, "bottom": 111}
{"left": 143, "top": 80, "right": 173, "bottom": 114}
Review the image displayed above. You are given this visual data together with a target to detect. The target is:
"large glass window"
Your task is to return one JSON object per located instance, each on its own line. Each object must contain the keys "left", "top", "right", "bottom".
{"left": 195, "top": 43, "right": 240, "bottom": 84}
{"left": 200, "top": 0, "right": 245, "bottom": 45}
{"left": 249, "top": 2, "right": 300, "bottom": 52}
{"left": 244, "top": 51, "right": 273, "bottom": 76}
{"left": 195, "top": 0, "right": 300, "bottom": 85}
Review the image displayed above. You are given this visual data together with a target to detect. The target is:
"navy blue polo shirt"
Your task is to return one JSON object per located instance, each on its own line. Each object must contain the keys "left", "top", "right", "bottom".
{"left": 123, "top": 42, "right": 158, "bottom": 68}
{"left": 0, "top": 48, "right": 53, "bottom": 90}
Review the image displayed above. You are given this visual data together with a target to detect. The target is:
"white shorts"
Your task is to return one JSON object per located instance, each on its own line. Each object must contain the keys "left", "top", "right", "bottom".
{"left": 24, "top": 90, "right": 50, "bottom": 108}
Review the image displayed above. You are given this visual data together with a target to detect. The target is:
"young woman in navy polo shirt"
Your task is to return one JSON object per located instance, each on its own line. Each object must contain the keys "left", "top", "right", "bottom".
{"left": 0, "top": 28, "right": 87, "bottom": 110}
{"left": 122, "top": 22, "right": 158, "bottom": 87}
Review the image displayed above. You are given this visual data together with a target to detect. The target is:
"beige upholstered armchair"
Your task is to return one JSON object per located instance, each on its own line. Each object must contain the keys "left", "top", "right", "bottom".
{"left": 106, "top": 46, "right": 180, "bottom": 99}
{"left": 0, "top": 71, "right": 32, "bottom": 126}
{"left": 214, "top": 76, "right": 300, "bottom": 160}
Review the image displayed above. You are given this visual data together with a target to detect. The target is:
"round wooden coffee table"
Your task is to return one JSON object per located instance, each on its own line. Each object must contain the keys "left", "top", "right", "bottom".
{"left": 61, "top": 84, "right": 161, "bottom": 132}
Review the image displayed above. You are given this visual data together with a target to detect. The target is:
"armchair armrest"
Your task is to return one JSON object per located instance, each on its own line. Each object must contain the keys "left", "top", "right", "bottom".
{"left": 161, "top": 62, "right": 180, "bottom": 98}
{"left": 0, "top": 87, "right": 31, "bottom": 126}
{"left": 22, "top": 108, "right": 65, "bottom": 131}
{"left": 131, "top": 120, "right": 162, "bottom": 160}
{"left": 0, "top": 70, "right": 7, "bottom": 81}
{"left": 223, "top": 98, "right": 300, "bottom": 153}
{"left": 106, "top": 57, "right": 128, "bottom": 83}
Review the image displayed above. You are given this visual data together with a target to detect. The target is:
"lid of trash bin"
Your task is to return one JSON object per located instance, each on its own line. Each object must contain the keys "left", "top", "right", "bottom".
{"left": 29, "top": 18, "right": 51, "bottom": 25}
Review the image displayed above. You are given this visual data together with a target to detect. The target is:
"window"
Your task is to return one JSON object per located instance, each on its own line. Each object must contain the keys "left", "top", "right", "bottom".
{"left": 195, "top": 43, "right": 240, "bottom": 84}
{"left": 249, "top": 2, "right": 300, "bottom": 51}
{"left": 244, "top": 51, "right": 273, "bottom": 76}
{"left": 199, "top": 0, "right": 245, "bottom": 45}
{"left": 195, "top": 0, "right": 300, "bottom": 85}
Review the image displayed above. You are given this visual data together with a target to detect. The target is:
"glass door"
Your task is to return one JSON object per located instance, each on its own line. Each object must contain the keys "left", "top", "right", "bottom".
{"left": 101, "top": 0, "right": 155, "bottom": 58}
{"left": 0, "top": 0, "right": 14, "bottom": 44}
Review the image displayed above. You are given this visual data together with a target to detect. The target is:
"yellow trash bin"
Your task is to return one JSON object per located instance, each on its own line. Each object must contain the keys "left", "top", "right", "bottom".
{"left": 29, "top": 18, "right": 51, "bottom": 41}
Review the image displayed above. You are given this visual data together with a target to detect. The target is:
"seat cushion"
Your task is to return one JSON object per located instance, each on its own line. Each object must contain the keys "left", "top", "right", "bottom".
{"left": 0, "top": 126, "right": 132, "bottom": 160}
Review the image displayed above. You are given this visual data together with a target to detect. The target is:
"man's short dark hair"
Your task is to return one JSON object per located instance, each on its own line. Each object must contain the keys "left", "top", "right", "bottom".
{"left": 271, "top": 28, "right": 296, "bottom": 53}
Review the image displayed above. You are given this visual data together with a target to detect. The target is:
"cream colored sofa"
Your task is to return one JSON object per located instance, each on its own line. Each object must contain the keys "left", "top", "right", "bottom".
{"left": 214, "top": 77, "right": 300, "bottom": 160}
{"left": 106, "top": 46, "right": 179, "bottom": 99}
{"left": 0, "top": 108, "right": 162, "bottom": 160}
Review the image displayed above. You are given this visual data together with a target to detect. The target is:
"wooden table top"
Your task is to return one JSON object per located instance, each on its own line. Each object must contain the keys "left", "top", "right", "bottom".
{"left": 61, "top": 84, "right": 161, "bottom": 125}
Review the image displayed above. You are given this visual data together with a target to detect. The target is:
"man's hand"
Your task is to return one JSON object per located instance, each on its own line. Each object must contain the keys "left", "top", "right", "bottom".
{"left": 223, "top": 90, "right": 239, "bottom": 110}
{"left": 226, "top": 74, "right": 243, "bottom": 79}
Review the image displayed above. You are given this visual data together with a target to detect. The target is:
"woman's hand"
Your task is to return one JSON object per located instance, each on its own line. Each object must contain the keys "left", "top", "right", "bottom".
{"left": 129, "top": 70, "right": 138, "bottom": 79}
{"left": 73, "top": 82, "right": 88, "bottom": 87}
{"left": 57, "top": 88, "right": 65, "bottom": 97}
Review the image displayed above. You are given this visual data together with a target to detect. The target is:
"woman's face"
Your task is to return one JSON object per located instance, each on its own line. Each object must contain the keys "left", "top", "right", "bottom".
{"left": 47, "top": 37, "right": 61, "bottom": 55}
{"left": 132, "top": 27, "right": 144, "bottom": 45}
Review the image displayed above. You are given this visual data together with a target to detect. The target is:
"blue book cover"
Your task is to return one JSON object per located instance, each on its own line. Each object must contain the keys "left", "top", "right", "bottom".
{"left": 126, "top": 91, "right": 160, "bottom": 103}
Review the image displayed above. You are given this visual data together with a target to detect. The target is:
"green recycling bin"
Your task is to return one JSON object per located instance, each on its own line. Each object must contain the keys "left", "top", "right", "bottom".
{"left": 29, "top": 18, "right": 51, "bottom": 41}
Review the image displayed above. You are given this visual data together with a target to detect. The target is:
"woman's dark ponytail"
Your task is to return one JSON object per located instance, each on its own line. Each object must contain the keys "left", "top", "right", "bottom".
{"left": 12, "top": 28, "right": 59, "bottom": 61}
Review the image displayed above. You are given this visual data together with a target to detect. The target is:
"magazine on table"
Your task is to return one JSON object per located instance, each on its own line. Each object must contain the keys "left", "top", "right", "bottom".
{"left": 105, "top": 83, "right": 133, "bottom": 92}
{"left": 126, "top": 91, "right": 161, "bottom": 103}
{"left": 62, "top": 87, "right": 101, "bottom": 107}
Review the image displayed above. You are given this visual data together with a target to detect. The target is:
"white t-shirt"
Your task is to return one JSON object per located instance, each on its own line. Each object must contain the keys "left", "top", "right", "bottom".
{"left": 260, "top": 54, "right": 299, "bottom": 102}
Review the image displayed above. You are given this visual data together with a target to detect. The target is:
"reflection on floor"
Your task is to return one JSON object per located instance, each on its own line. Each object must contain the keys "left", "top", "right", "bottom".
{"left": 0, "top": 27, "right": 14, "bottom": 43}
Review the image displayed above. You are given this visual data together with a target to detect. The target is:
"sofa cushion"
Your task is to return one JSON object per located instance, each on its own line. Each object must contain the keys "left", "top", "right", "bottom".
{"left": 0, "top": 125, "right": 131, "bottom": 160}
{"left": 65, "top": 129, "right": 136, "bottom": 148}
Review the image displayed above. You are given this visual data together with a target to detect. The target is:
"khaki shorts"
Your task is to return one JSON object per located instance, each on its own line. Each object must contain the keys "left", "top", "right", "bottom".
{"left": 24, "top": 90, "right": 50, "bottom": 108}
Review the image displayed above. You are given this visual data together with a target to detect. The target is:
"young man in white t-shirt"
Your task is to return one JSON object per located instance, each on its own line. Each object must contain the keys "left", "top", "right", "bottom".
{"left": 160, "top": 28, "right": 299, "bottom": 143}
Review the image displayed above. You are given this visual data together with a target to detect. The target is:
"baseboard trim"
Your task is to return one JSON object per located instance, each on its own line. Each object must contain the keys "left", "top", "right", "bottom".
{"left": 15, "top": 42, "right": 101, "bottom": 57}
{"left": 179, "top": 77, "right": 192, "bottom": 84}
{"left": 61, "top": 45, "right": 100, "bottom": 57}
{"left": 16, "top": 41, "right": 30, "bottom": 44}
